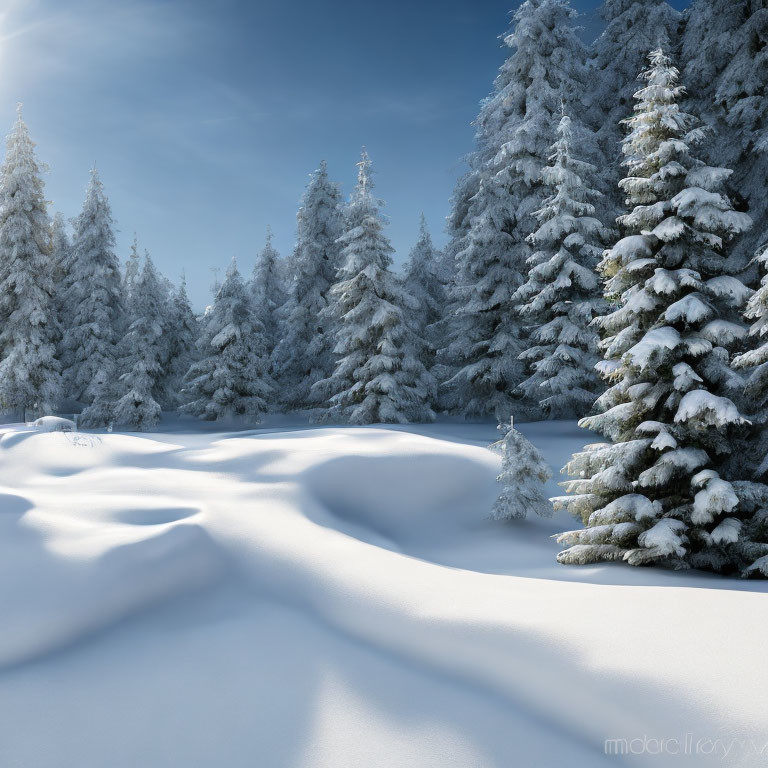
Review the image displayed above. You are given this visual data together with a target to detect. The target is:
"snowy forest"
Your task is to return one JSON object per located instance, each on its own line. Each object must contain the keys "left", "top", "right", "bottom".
{"left": 1, "top": 0, "right": 768, "bottom": 576}
{"left": 4, "top": 2, "right": 768, "bottom": 765}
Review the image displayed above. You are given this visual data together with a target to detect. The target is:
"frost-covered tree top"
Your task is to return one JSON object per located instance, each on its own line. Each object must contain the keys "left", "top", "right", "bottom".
{"left": 250, "top": 225, "right": 284, "bottom": 350}
{"left": 477, "top": 0, "right": 586, "bottom": 174}
{"left": 593, "top": 0, "right": 680, "bottom": 113}
{"left": 60, "top": 168, "right": 123, "bottom": 407}
{"left": 462, "top": 0, "right": 588, "bottom": 225}
{"left": 292, "top": 160, "right": 344, "bottom": 295}
{"left": 491, "top": 0, "right": 588, "bottom": 199}
{"left": 0, "top": 105, "right": 60, "bottom": 417}
{"left": 312, "top": 150, "right": 435, "bottom": 424}
{"left": 273, "top": 161, "right": 344, "bottom": 409}
{"left": 515, "top": 112, "right": 610, "bottom": 417}
{"left": 556, "top": 50, "right": 765, "bottom": 577}
{"left": 183, "top": 258, "right": 272, "bottom": 422}
{"left": 490, "top": 417, "right": 552, "bottom": 520}
{"left": 113, "top": 254, "right": 168, "bottom": 430}
{"left": 591, "top": 0, "right": 680, "bottom": 194}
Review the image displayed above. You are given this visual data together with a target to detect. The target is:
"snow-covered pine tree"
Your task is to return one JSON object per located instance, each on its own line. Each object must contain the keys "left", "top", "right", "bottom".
{"left": 61, "top": 168, "right": 123, "bottom": 423}
{"left": 159, "top": 274, "right": 199, "bottom": 408}
{"left": 514, "top": 112, "right": 610, "bottom": 418}
{"left": 439, "top": 0, "right": 587, "bottom": 420}
{"left": 0, "top": 106, "right": 61, "bottom": 419}
{"left": 250, "top": 226, "right": 285, "bottom": 356}
{"left": 554, "top": 50, "right": 768, "bottom": 577}
{"left": 311, "top": 150, "right": 435, "bottom": 424}
{"left": 439, "top": 173, "right": 529, "bottom": 419}
{"left": 182, "top": 258, "right": 272, "bottom": 422}
{"left": 273, "top": 161, "right": 344, "bottom": 409}
{"left": 112, "top": 254, "right": 168, "bottom": 430}
{"left": 683, "top": 0, "right": 768, "bottom": 264}
{"left": 490, "top": 417, "right": 552, "bottom": 520}
{"left": 402, "top": 214, "right": 446, "bottom": 372}
{"left": 590, "top": 0, "right": 680, "bottom": 204}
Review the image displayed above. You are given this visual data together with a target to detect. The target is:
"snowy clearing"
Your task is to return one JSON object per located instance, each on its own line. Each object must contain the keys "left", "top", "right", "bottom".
{"left": 0, "top": 419, "right": 766, "bottom": 767}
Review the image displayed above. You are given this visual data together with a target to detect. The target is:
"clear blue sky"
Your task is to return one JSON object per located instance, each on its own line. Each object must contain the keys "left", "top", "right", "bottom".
{"left": 0, "top": 0, "right": 689, "bottom": 309}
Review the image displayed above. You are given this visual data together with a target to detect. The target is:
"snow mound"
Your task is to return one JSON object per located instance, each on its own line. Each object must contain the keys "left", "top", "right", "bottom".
{"left": 301, "top": 429, "right": 497, "bottom": 545}
{"left": 0, "top": 427, "right": 223, "bottom": 667}
{"left": 0, "top": 519, "right": 222, "bottom": 667}
{"left": 31, "top": 415, "right": 75, "bottom": 432}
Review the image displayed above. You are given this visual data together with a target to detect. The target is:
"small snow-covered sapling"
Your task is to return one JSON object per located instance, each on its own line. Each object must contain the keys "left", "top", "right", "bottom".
{"left": 489, "top": 417, "right": 552, "bottom": 520}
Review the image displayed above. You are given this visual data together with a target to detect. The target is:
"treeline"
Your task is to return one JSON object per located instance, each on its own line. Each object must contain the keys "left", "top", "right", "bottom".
{"left": 0, "top": 0, "right": 765, "bottom": 437}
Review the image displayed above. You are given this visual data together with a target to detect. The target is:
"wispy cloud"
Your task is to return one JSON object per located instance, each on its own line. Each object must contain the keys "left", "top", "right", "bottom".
{"left": 0, "top": 0, "right": 201, "bottom": 94}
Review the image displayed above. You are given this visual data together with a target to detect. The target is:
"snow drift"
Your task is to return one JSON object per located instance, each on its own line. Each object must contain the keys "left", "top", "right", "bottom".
{"left": 0, "top": 420, "right": 766, "bottom": 767}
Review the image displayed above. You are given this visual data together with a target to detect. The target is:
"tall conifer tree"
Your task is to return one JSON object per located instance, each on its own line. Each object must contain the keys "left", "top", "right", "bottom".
{"left": 439, "top": 0, "right": 588, "bottom": 419}
{"left": 250, "top": 226, "right": 284, "bottom": 357}
{"left": 183, "top": 259, "right": 273, "bottom": 422}
{"left": 113, "top": 254, "right": 168, "bottom": 430}
{"left": 61, "top": 168, "right": 123, "bottom": 422}
{"left": 515, "top": 112, "right": 609, "bottom": 417}
{"left": 312, "top": 150, "right": 435, "bottom": 424}
{"left": 555, "top": 51, "right": 766, "bottom": 577}
{"left": 0, "top": 106, "right": 60, "bottom": 418}
{"left": 273, "top": 162, "right": 344, "bottom": 409}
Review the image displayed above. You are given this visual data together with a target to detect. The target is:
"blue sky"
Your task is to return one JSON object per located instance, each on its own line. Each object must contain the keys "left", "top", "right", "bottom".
{"left": 0, "top": 0, "right": 688, "bottom": 308}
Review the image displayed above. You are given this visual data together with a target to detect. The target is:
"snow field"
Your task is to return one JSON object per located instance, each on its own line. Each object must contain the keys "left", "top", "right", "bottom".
{"left": 0, "top": 420, "right": 766, "bottom": 767}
